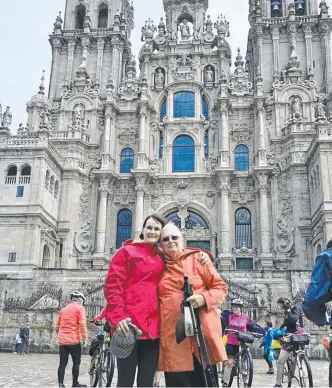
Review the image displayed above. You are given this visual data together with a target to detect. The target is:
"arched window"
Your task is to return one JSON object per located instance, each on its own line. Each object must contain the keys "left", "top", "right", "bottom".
{"left": 20, "top": 165, "right": 31, "bottom": 184}
{"left": 166, "top": 210, "right": 209, "bottom": 229}
{"left": 295, "top": 0, "right": 306, "bottom": 16}
{"left": 45, "top": 170, "right": 50, "bottom": 189}
{"left": 6, "top": 166, "right": 17, "bottom": 184}
{"left": 98, "top": 4, "right": 108, "bottom": 28}
{"left": 21, "top": 166, "right": 31, "bottom": 176}
{"left": 271, "top": 0, "right": 283, "bottom": 17}
{"left": 116, "top": 209, "right": 132, "bottom": 249}
{"left": 235, "top": 145, "right": 249, "bottom": 171}
{"left": 120, "top": 148, "right": 134, "bottom": 173}
{"left": 235, "top": 208, "right": 252, "bottom": 249}
{"left": 174, "top": 92, "right": 195, "bottom": 118}
{"left": 54, "top": 181, "right": 59, "bottom": 199}
{"left": 160, "top": 99, "right": 167, "bottom": 122}
{"left": 202, "top": 97, "right": 209, "bottom": 120}
{"left": 76, "top": 5, "right": 86, "bottom": 29}
{"left": 173, "top": 135, "right": 195, "bottom": 172}
{"left": 166, "top": 211, "right": 181, "bottom": 228}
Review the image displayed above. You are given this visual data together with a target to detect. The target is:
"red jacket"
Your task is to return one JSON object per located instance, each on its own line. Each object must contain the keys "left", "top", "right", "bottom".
{"left": 104, "top": 240, "right": 164, "bottom": 339}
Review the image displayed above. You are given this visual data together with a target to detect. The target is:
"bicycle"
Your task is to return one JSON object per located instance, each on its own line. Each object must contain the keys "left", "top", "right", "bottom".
{"left": 279, "top": 333, "right": 313, "bottom": 387}
{"left": 223, "top": 329, "right": 263, "bottom": 387}
{"left": 89, "top": 321, "right": 115, "bottom": 387}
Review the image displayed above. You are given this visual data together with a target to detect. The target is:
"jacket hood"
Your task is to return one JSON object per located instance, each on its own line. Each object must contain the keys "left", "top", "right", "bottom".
{"left": 123, "top": 239, "right": 158, "bottom": 249}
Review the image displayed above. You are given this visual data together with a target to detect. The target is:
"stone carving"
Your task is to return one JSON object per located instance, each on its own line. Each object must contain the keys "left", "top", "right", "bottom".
{"left": 272, "top": 68, "right": 316, "bottom": 90}
{"left": 39, "top": 105, "right": 52, "bottom": 131}
{"left": 168, "top": 28, "right": 178, "bottom": 41}
{"left": 214, "top": 14, "right": 230, "bottom": 37}
{"left": 193, "top": 24, "right": 201, "bottom": 40}
{"left": 229, "top": 49, "right": 252, "bottom": 96}
{"left": 74, "top": 222, "right": 93, "bottom": 254}
{"left": 204, "top": 66, "right": 215, "bottom": 87}
{"left": 155, "top": 68, "right": 165, "bottom": 90}
{"left": 118, "top": 56, "right": 141, "bottom": 100}
{"left": 316, "top": 101, "right": 327, "bottom": 122}
{"left": 170, "top": 53, "right": 199, "bottom": 81}
{"left": 276, "top": 218, "right": 295, "bottom": 254}
{"left": 203, "top": 15, "right": 215, "bottom": 43}
{"left": 78, "top": 178, "right": 93, "bottom": 223}
{"left": 86, "top": 77, "right": 101, "bottom": 97}
{"left": 141, "top": 18, "right": 157, "bottom": 42}
{"left": 118, "top": 127, "right": 137, "bottom": 146}
{"left": 4, "top": 285, "right": 63, "bottom": 312}
{"left": 61, "top": 81, "right": 76, "bottom": 99}
{"left": 97, "top": 104, "right": 105, "bottom": 132}
{"left": 180, "top": 19, "right": 191, "bottom": 40}
{"left": 1, "top": 106, "right": 12, "bottom": 129}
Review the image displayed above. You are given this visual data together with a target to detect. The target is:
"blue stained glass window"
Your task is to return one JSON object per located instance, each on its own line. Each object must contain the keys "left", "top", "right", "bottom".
{"left": 235, "top": 145, "right": 249, "bottom": 171}
{"left": 166, "top": 210, "right": 209, "bottom": 229}
{"left": 16, "top": 186, "right": 24, "bottom": 197}
{"left": 116, "top": 209, "right": 132, "bottom": 249}
{"left": 235, "top": 208, "right": 252, "bottom": 249}
{"left": 202, "top": 97, "right": 209, "bottom": 120}
{"left": 187, "top": 241, "right": 211, "bottom": 251}
{"left": 174, "top": 92, "right": 195, "bottom": 118}
{"left": 173, "top": 135, "right": 195, "bottom": 172}
{"left": 160, "top": 100, "right": 167, "bottom": 122}
{"left": 120, "top": 148, "right": 134, "bottom": 173}
{"left": 159, "top": 132, "right": 164, "bottom": 160}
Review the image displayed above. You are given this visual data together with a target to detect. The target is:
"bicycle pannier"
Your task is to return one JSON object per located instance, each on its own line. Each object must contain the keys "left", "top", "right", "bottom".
{"left": 290, "top": 334, "right": 310, "bottom": 345}
{"left": 237, "top": 332, "right": 254, "bottom": 343}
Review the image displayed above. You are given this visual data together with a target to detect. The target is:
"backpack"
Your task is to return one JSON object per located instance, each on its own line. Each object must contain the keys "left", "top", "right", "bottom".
{"left": 303, "top": 248, "right": 332, "bottom": 326}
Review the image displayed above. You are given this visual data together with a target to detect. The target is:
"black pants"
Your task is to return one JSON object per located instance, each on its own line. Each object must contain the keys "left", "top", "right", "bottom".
{"left": 117, "top": 339, "right": 159, "bottom": 387}
{"left": 58, "top": 343, "right": 82, "bottom": 387}
{"left": 264, "top": 353, "right": 273, "bottom": 369}
{"left": 165, "top": 355, "right": 219, "bottom": 387}
{"left": 329, "top": 341, "right": 332, "bottom": 387}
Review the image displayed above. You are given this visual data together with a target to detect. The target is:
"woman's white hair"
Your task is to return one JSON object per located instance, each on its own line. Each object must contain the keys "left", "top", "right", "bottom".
{"left": 161, "top": 223, "right": 183, "bottom": 237}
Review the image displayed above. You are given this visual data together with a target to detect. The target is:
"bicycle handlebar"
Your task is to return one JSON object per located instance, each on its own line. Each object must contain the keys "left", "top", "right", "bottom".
{"left": 225, "top": 328, "right": 263, "bottom": 339}
{"left": 89, "top": 320, "right": 104, "bottom": 327}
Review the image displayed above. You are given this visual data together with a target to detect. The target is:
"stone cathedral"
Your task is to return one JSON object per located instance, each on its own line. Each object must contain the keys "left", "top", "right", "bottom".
{"left": 0, "top": 0, "right": 332, "bottom": 350}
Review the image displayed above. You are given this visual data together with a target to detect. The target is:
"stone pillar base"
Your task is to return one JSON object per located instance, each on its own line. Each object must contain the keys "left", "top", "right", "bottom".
{"left": 92, "top": 253, "right": 110, "bottom": 269}
{"left": 77, "top": 254, "right": 93, "bottom": 269}
{"left": 217, "top": 254, "right": 234, "bottom": 270}
{"left": 258, "top": 254, "right": 274, "bottom": 269}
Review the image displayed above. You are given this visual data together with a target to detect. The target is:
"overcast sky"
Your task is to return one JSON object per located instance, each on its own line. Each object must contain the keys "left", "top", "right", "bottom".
{"left": 0, "top": 0, "right": 250, "bottom": 130}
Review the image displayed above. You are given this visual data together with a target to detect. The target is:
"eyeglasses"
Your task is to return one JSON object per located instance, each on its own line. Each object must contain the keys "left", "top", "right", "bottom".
{"left": 161, "top": 235, "right": 180, "bottom": 243}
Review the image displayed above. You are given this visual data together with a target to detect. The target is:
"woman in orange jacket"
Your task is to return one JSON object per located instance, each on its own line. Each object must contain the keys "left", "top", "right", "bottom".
{"left": 157, "top": 223, "right": 228, "bottom": 387}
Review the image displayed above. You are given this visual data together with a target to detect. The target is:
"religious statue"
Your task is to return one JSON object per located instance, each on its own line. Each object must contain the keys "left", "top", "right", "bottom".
{"left": 291, "top": 97, "right": 302, "bottom": 120}
{"left": 155, "top": 68, "right": 165, "bottom": 88}
{"left": 73, "top": 105, "right": 84, "bottom": 128}
{"left": 193, "top": 24, "right": 201, "bottom": 40}
{"left": 316, "top": 101, "right": 326, "bottom": 120}
{"left": 168, "top": 29, "right": 177, "bottom": 41}
{"left": 1, "top": 106, "right": 12, "bottom": 128}
{"left": 180, "top": 19, "right": 190, "bottom": 40}
{"left": 204, "top": 66, "right": 214, "bottom": 83}
{"left": 40, "top": 105, "right": 52, "bottom": 129}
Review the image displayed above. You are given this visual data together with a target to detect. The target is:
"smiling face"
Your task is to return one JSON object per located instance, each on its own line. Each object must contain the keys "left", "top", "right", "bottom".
{"left": 160, "top": 224, "right": 184, "bottom": 258}
{"left": 141, "top": 218, "right": 163, "bottom": 245}
{"left": 231, "top": 305, "right": 242, "bottom": 315}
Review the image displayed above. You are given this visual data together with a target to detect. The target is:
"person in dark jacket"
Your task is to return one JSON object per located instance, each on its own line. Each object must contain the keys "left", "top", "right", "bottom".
{"left": 274, "top": 297, "right": 302, "bottom": 388}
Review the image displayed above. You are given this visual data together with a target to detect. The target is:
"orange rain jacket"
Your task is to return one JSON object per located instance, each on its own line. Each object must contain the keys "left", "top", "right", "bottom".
{"left": 56, "top": 301, "right": 88, "bottom": 346}
{"left": 157, "top": 248, "right": 228, "bottom": 372}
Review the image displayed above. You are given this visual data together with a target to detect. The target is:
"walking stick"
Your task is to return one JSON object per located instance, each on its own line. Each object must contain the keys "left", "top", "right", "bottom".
{"left": 181, "top": 276, "right": 218, "bottom": 388}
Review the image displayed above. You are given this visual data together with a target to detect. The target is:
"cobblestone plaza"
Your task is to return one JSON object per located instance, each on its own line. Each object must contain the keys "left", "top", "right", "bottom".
{"left": 0, "top": 353, "right": 329, "bottom": 387}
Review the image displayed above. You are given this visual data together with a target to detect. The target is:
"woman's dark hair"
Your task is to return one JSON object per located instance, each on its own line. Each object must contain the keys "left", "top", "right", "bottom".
{"left": 277, "top": 297, "right": 292, "bottom": 308}
{"left": 327, "top": 239, "right": 332, "bottom": 250}
{"left": 139, "top": 213, "right": 168, "bottom": 240}
{"left": 266, "top": 320, "right": 273, "bottom": 328}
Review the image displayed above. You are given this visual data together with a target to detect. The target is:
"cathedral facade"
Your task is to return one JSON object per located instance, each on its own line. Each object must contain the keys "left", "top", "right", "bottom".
{"left": 0, "top": 0, "right": 332, "bottom": 275}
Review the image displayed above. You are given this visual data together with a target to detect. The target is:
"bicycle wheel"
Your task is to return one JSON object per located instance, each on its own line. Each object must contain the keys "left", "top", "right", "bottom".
{"left": 227, "top": 365, "right": 235, "bottom": 387}
{"left": 90, "top": 351, "right": 99, "bottom": 387}
{"left": 297, "top": 354, "right": 313, "bottom": 387}
{"left": 106, "top": 351, "right": 116, "bottom": 387}
{"left": 98, "top": 350, "right": 106, "bottom": 387}
{"left": 237, "top": 349, "right": 253, "bottom": 388}
{"left": 285, "top": 358, "right": 296, "bottom": 387}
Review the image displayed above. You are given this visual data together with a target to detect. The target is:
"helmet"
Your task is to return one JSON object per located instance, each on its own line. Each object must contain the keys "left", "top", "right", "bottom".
{"left": 70, "top": 291, "right": 86, "bottom": 304}
{"left": 231, "top": 298, "right": 243, "bottom": 307}
{"left": 277, "top": 297, "right": 292, "bottom": 308}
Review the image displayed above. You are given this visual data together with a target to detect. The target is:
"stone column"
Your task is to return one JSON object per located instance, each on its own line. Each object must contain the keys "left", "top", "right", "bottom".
{"left": 134, "top": 175, "right": 147, "bottom": 239}
{"left": 303, "top": 25, "right": 313, "bottom": 73}
{"left": 271, "top": 27, "right": 280, "bottom": 74}
{"left": 96, "top": 38, "right": 105, "bottom": 83}
{"left": 102, "top": 111, "right": 111, "bottom": 170}
{"left": 257, "top": 102, "right": 267, "bottom": 166}
{"left": 219, "top": 102, "right": 229, "bottom": 167}
{"left": 137, "top": 106, "right": 147, "bottom": 169}
{"left": 111, "top": 37, "right": 120, "bottom": 90}
{"left": 320, "top": 24, "right": 332, "bottom": 94}
{"left": 49, "top": 43, "right": 62, "bottom": 102}
{"left": 256, "top": 26, "right": 263, "bottom": 71}
{"left": 96, "top": 178, "right": 110, "bottom": 254}
{"left": 66, "top": 39, "right": 76, "bottom": 83}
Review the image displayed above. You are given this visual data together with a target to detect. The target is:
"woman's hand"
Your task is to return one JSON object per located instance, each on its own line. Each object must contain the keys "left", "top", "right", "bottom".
{"left": 187, "top": 294, "right": 206, "bottom": 309}
{"left": 197, "top": 252, "right": 211, "bottom": 267}
{"left": 115, "top": 318, "right": 131, "bottom": 336}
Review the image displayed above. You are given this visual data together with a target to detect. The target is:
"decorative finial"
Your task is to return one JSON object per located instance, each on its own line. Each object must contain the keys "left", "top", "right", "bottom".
{"left": 39, "top": 70, "right": 46, "bottom": 94}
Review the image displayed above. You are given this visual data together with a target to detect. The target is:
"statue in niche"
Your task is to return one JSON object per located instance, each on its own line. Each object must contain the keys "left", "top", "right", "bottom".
{"left": 180, "top": 19, "right": 190, "bottom": 40}
{"left": 193, "top": 24, "right": 201, "bottom": 40}
{"left": 316, "top": 101, "right": 326, "bottom": 120}
{"left": 1, "top": 106, "right": 12, "bottom": 128}
{"left": 168, "top": 28, "right": 177, "bottom": 41}
{"left": 155, "top": 68, "right": 165, "bottom": 88}
{"left": 204, "top": 66, "right": 214, "bottom": 83}
{"left": 291, "top": 97, "right": 302, "bottom": 121}
{"left": 73, "top": 105, "right": 85, "bottom": 128}
{"left": 40, "top": 105, "right": 52, "bottom": 129}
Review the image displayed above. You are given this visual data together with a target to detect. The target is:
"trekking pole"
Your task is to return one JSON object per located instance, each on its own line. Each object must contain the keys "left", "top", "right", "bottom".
{"left": 181, "top": 276, "right": 217, "bottom": 388}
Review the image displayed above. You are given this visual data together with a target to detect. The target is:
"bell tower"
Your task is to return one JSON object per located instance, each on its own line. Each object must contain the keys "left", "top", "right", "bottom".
{"left": 163, "top": 0, "right": 208, "bottom": 34}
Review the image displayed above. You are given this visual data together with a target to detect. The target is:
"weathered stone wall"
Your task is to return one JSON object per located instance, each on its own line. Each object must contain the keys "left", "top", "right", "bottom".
{"left": 0, "top": 268, "right": 329, "bottom": 357}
